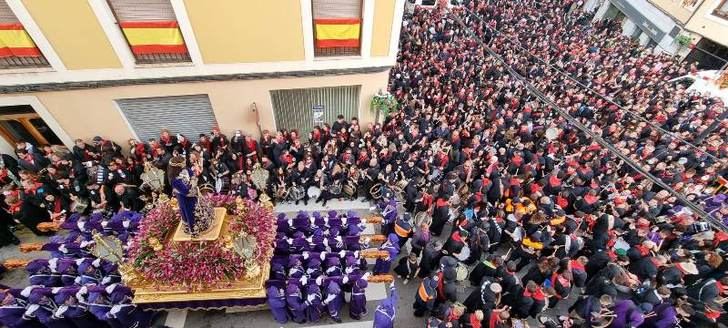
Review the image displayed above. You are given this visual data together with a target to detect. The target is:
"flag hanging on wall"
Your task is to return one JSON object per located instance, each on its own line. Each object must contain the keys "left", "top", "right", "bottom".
{"left": 119, "top": 21, "right": 187, "bottom": 55}
{"left": 314, "top": 18, "right": 361, "bottom": 48}
{"left": 0, "top": 23, "right": 41, "bottom": 58}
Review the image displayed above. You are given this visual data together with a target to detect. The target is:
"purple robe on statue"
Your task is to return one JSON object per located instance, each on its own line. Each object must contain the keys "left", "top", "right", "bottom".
{"left": 349, "top": 277, "right": 368, "bottom": 320}
{"left": 172, "top": 169, "right": 197, "bottom": 230}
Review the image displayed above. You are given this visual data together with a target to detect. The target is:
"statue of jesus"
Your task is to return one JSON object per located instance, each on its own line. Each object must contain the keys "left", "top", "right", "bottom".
{"left": 168, "top": 156, "right": 198, "bottom": 234}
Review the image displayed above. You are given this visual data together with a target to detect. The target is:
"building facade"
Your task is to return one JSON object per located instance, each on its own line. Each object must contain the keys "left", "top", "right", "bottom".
{"left": 0, "top": 0, "right": 405, "bottom": 154}
{"left": 586, "top": 0, "right": 728, "bottom": 69}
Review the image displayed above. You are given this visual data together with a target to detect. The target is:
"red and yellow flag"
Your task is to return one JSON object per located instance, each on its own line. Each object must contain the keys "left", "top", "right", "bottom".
{"left": 119, "top": 21, "right": 187, "bottom": 55}
{"left": 314, "top": 18, "right": 360, "bottom": 48}
{"left": 0, "top": 23, "right": 41, "bottom": 58}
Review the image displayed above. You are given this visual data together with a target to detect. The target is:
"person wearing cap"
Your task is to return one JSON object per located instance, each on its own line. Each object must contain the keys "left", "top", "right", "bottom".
{"left": 322, "top": 278, "right": 344, "bottom": 323}
{"left": 610, "top": 298, "right": 645, "bottom": 328}
{"left": 413, "top": 275, "right": 438, "bottom": 317}
{"left": 373, "top": 286, "right": 398, "bottom": 328}
{"left": 266, "top": 284, "right": 288, "bottom": 324}
{"left": 25, "top": 287, "right": 74, "bottom": 328}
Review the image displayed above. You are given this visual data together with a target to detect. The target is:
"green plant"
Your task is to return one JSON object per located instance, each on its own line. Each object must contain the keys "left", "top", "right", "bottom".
{"left": 675, "top": 34, "right": 692, "bottom": 48}
{"left": 371, "top": 92, "right": 398, "bottom": 117}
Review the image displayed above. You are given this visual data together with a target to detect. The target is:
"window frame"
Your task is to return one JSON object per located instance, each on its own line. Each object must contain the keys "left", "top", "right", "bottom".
{"left": 104, "top": 0, "right": 191, "bottom": 65}
{"left": 311, "top": 0, "right": 364, "bottom": 58}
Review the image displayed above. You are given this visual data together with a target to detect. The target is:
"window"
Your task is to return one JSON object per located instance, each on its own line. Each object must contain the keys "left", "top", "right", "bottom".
{"left": 0, "top": 0, "right": 49, "bottom": 69}
{"left": 714, "top": 0, "right": 728, "bottom": 19}
{"left": 312, "top": 0, "right": 362, "bottom": 57}
{"left": 106, "top": 0, "right": 190, "bottom": 64}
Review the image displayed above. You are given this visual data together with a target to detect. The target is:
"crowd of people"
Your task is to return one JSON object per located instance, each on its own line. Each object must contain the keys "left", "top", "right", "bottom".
{"left": 0, "top": 0, "right": 725, "bottom": 327}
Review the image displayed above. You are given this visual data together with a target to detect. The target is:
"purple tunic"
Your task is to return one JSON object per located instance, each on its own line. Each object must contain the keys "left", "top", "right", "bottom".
{"left": 610, "top": 300, "right": 644, "bottom": 328}
{"left": 349, "top": 278, "right": 368, "bottom": 319}
{"left": 373, "top": 287, "right": 398, "bottom": 328}
{"left": 266, "top": 286, "right": 288, "bottom": 324}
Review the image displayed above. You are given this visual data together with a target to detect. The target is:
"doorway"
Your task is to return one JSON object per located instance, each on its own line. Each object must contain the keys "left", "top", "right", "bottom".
{"left": 0, "top": 105, "right": 63, "bottom": 147}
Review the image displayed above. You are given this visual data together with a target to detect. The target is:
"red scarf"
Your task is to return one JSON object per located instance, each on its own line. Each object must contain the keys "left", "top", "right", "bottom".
{"left": 523, "top": 287, "right": 545, "bottom": 301}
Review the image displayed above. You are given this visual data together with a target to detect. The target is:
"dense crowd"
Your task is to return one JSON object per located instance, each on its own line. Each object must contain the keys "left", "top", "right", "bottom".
{"left": 0, "top": 0, "right": 726, "bottom": 327}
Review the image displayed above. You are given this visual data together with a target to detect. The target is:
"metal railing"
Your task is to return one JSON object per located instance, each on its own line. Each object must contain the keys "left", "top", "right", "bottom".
{"left": 134, "top": 52, "right": 191, "bottom": 65}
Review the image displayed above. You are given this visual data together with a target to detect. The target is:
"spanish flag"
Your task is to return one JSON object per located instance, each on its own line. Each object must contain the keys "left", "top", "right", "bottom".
{"left": 0, "top": 24, "right": 41, "bottom": 58}
{"left": 119, "top": 21, "right": 187, "bottom": 55}
{"left": 314, "top": 18, "right": 360, "bottom": 48}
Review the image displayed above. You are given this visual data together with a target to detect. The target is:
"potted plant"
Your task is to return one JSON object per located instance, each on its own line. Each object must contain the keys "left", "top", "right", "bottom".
{"left": 371, "top": 90, "right": 398, "bottom": 123}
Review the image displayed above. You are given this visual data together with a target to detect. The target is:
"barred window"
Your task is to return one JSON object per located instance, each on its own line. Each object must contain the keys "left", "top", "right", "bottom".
{"left": 0, "top": 0, "right": 49, "bottom": 70}
{"left": 312, "top": 0, "right": 362, "bottom": 57}
{"left": 106, "top": 0, "right": 191, "bottom": 64}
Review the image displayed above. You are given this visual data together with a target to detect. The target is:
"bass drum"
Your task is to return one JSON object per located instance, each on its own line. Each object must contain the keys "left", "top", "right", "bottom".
{"left": 328, "top": 181, "right": 343, "bottom": 195}
{"left": 343, "top": 182, "right": 356, "bottom": 197}
{"left": 455, "top": 263, "right": 469, "bottom": 282}
{"left": 289, "top": 186, "right": 306, "bottom": 201}
{"left": 308, "top": 187, "right": 322, "bottom": 199}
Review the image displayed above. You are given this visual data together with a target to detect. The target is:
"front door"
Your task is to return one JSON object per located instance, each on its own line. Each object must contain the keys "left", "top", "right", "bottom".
{"left": 0, "top": 105, "right": 62, "bottom": 147}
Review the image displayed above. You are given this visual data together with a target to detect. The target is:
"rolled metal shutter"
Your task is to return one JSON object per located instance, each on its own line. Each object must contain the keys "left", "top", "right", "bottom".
{"left": 270, "top": 85, "right": 361, "bottom": 139}
{"left": 312, "top": 0, "right": 361, "bottom": 18}
{"left": 0, "top": 1, "right": 19, "bottom": 24}
{"left": 116, "top": 95, "right": 218, "bottom": 142}
{"left": 107, "top": 0, "right": 176, "bottom": 21}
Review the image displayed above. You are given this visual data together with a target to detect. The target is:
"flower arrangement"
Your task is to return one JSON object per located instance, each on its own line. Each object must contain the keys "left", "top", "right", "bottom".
{"left": 125, "top": 195, "right": 276, "bottom": 290}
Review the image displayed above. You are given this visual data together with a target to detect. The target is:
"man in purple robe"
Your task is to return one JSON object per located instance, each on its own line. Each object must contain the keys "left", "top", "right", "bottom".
{"left": 323, "top": 278, "right": 344, "bottom": 323}
{"left": 374, "top": 234, "right": 400, "bottom": 274}
{"left": 286, "top": 281, "right": 306, "bottom": 323}
{"left": 641, "top": 301, "right": 678, "bottom": 328}
{"left": 52, "top": 287, "right": 102, "bottom": 328}
{"left": 25, "top": 287, "right": 74, "bottom": 328}
{"left": 106, "top": 284, "right": 153, "bottom": 328}
{"left": 266, "top": 285, "right": 288, "bottom": 324}
{"left": 373, "top": 286, "right": 397, "bottom": 328}
{"left": 0, "top": 289, "right": 42, "bottom": 328}
{"left": 349, "top": 273, "right": 369, "bottom": 320}
{"left": 609, "top": 299, "right": 644, "bottom": 328}
{"left": 305, "top": 278, "right": 323, "bottom": 322}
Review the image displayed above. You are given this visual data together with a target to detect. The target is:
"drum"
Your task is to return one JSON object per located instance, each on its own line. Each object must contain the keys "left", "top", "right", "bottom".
{"left": 275, "top": 185, "right": 289, "bottom": 200}
{"left": 328, "top": 181, "right": 343, "bottom": 195}
{"left": 396, "top": 179, "right": 409, "bottom": 190}
{"left": 308, "top": 187, "right": 322, "bottom": 199}
{"left": 370, "top": 183, "right": 383, "bottom": 200}
{"left": 343, "top": 182, "right": 356, "bottom": 197}
{"left": 289, "top": 186, "right": 305, "bottom": 201}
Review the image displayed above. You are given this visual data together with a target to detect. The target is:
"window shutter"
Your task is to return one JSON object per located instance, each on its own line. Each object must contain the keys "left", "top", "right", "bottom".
{"left": 312, "top": 0, "right": 361, "bottom": 18}
{"left": 270, "top": 85, "right": 361, "bottom": 139}
{"left": 0, "top": 1, "right": 18, "bottom": 24}
{"left": 107, "top": 0, "right": 177, "bottom": 22}
{"left": 116, "top": 95, "right": 218, "bottom": 142}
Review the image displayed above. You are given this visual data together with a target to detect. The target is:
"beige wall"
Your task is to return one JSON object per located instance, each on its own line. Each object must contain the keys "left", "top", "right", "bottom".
{"left": 686, "top": 0, "right": 728, "bottom": 47}
{"left": 18, "top": 71, "right": 389, "bottom": 147}
{"left": 22, "top": 0, "right": 121, "bottom": 70}
{"left": 649, "top": 0, "right": 693, "bottom": 23}
{"left": 183, "top": 0, "right": 305, "bottom": 63}
{"left": 371, "top": 0, "right": 396, "bottom": 57}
